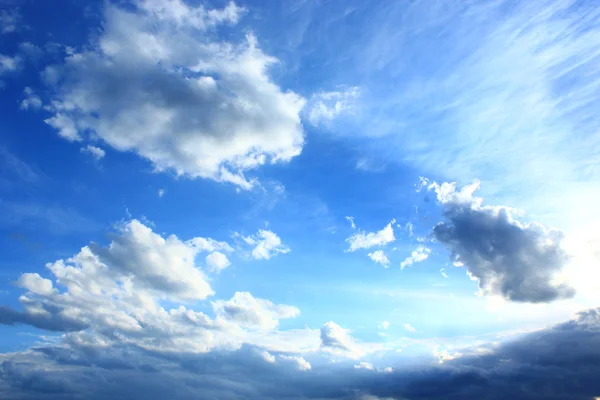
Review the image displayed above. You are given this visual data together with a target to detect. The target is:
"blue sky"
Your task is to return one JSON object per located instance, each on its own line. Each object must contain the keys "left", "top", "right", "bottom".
{"left": 1, "top": 0, "right": 600, "bottom": 399}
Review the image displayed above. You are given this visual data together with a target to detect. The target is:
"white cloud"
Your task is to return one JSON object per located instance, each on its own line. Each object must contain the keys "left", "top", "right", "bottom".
{"left": 400, "top": 246, "right": 431, "bottom": 269}
{"left": 17, "top": 273, "right": 55, "bottom": 296}
{"left": 44, "top": 113, "right": 79, "bottom": 141}
{"left": 354, "top": 361, "right": 374, "bottom": 370}
{"left": 403, "top": 323, "right": 416, "bottom": 333}
{"left": 306, "top": 86, "right": 360, "bottom": 126}
{"left": 0, "top": 9, "right": 18, "bottom": 33}
{"left": 320, "top": 321, "right": 363, "bottom": 359}
{"left": 440, "top": 268, "right": 449, "bottom": 278}
{"left": 41, "top": 0, "right": 306, "bottom": 189}
{"left": 378, "top": 320, "right": 390, "bottom": 330}
{"left": 237, "top": 229, "right": 290, "bottom": 260}
{"left": 80, "top": 145, "right": 105, "bottom": 160}
{"left": 20, "top": 87, "right": 42, "bottom": 110}
{"left": 212, "top": 291, "right": 300, "bottom": 330}
{"left": 279, "top": 355, "right": 311, "bottom": 371}
{"left": 0, "top": 53, "right": 20, "bottom": 74}
{"left": 205, "top": 251, "right": 230, "bottom": 272}
{"left": 345, "top": 216, "right": 356, "bottom": 229}
{"left": 367, "top": 250, "right": 390, "bottom": 267}
{"left": 158, "top": 188, "right": 165, "bottom": 198}
{"left": 255, "top": 349, "right": 276, "bottom": 363}
{"left": 346, "top": 219, "right": 395, "bottom": 252}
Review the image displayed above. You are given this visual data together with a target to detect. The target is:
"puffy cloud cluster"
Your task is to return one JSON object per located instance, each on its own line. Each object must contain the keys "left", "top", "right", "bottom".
{"left": 41, "top": 0, "right": 306, "bottom": 188}
{"left": 426, "top": 179, "right": 574, "bottom": 303}
{"left": 0, "top": 220, "right": 308, "bottom": 358}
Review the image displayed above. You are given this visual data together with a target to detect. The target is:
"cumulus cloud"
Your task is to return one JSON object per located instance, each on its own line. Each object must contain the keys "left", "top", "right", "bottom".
{"left": 400, "top": 246, "right": 430, "bottom": 269}
{"left": 20, "top": 87, "right": 42, "bottom": 110}
{"left": 367, "top": 250, "right": 390, "bottom": 267}
{"left": 80, "top": 145, "right": 105, "bottom": 160}
{"left": 212, "top": 292, "right": 300, "bottom": 330}
{"left": 403, "top": 323, "right": 417, "bottom": 333}
{"left": 320, "top": 321, "right": 363, "bottom": 359}
{"left": 427, "top": 180, "right": 574, "bottom": 303}
{"left": 40, "top": 0, "right": 305, "bottom": 189}
{"left": 205, "top": 251, "right": 230, "bottom": 272}
{"left": 0, "top": 54, "right": 20, "bottom": 74}
{"left": 354, "top": 361, "right": 374, "bottom": 370}
{"left": 346, "top": 219, "right": 395, "bottom": 252}
{"left": 306, "top": 86, "right": 360, "bottom": 126}
{"left": 0, "top": 9, "right": 19, "bottom": 33}
{"left": 237, "top": 229, "right": 290, "bottom": 260}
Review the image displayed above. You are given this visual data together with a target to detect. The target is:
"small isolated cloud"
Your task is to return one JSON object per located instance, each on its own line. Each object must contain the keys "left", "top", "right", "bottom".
{"left": 158, "top": 188, "right": 165, "bottom": 198}
{"left": 237, "top": 229, "right": 290, "bottom": 260}
{"left": 378, "top": 321, "right": 390, "bottom": 330}
{"left": 80, "top": 145, "right": 105, "bottom": 160}
{"left": 403, "top": 323, "right": 416, "bottom": 333}
{"left": 306, "top": 86, "right": 360, "bottom": 126}
{"left": 367, "top": 250, "right": 390, "bottom": 267}
{"left": 205, "top": 251, "right": 231, "bottom": 272}
{"left": 0, "top": 9, "right": 19, "bottom": 34}
{"left": 41, "top": 0, "right": 305, "bottom": 189}
{"left": 428, "top": 179, "right": 574, "bottom": 303}
{"left": 345, "top": 216, "right": 356, "bottom": 229}
{"left": 440, "top": 268, "right": 449, "bottom": 278}
{"left": 400, "top": 246, "right": 431, "bottom": 269}
{"left": 346, "top": 219, "right": 395, "bottom": 252}
{"left": 354, "top": 361, "right": 374, "bottom": 370}
{"left": 0, "top": 53, "right": 21, "bottom": 74}
{"left": 20, "top": 87, "right": 42, "bottom": 110}
{"left": 212, "top": 292, "right": 300, "bottom": 330}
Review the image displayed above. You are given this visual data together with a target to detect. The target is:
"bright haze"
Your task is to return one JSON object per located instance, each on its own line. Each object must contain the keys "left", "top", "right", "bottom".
{"left": 1, "top": 1, "right": 600, "bottom": 399}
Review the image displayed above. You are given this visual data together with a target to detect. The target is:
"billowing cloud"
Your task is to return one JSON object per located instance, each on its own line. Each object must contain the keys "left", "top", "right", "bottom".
{"left": 400, "top": 246, "right": 431, "bottom": 269}
{"left": 367, "top": 250, "right": 390, "bottom": 267}
{"left": 212, "top": 292, "right": 300, "bottom": 330}
{"left": 346, "top": 219, "right": 395, "bottom": 252}
{"left": 41, "top": 0, "right": 305, "bottom": 188}
{"left": 428, "top": 180, "right": 574, "bottom": 303}
{"left": 320, "top": 321, "right": 363, "bottom": 359}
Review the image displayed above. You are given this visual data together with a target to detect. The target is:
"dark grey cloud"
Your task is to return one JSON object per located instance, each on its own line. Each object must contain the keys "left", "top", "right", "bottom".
{"left": 2, "top": 307, "right": 600, "bottom": 400}
{"left": 428, "top": 181, "right": 574, "bottom": 303}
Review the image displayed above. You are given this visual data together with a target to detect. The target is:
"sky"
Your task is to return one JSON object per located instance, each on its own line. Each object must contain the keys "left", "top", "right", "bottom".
{"left": 1, "top": 0, "right": 600, "bottom": 399}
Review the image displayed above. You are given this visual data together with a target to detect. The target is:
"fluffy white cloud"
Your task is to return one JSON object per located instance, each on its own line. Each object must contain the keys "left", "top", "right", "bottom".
{"left": 205, "top": 251, "right": 230, "bottom": 272}
{"left": 237, "top": 229, "right": 290, "bottom": 260}
{"left": 41, "top": 0, "right": 306, "bottom": 188}
{"left": 346, "top": 219, "right": 395, "bottom": 252}
{"left": 428, "top": 180, "right": 574, "bottom": 303}
{"left": 20, "top": 87, "right": 42, "bottom": 110}
{"left": 403, "top": 323, "right": 416, "bottom": 333}
{"left": 306, "top": 86, "right": 360, "bottom": 126}
{"left": 320, "top": 321, "right": 363, "bottom": 359}
{"left": 0, "top": 53, "right": 20, "bottom": 74}
{"left": 158, "top": 188, "right": 165, "bottom": 198}
{"left": 80, "top": 145, "right": 105, "bottom": 160}
{"left": 400, "top": 245, "right": 431, "bottom": 269}
{"left": 367, "top": 250, "right": 390, "bottom": 267}
{"left": 17, "top": 273, "right": 55, "bottom": 296}
{"left": 212, "top": 292, "right": 300, "bottom": 330}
